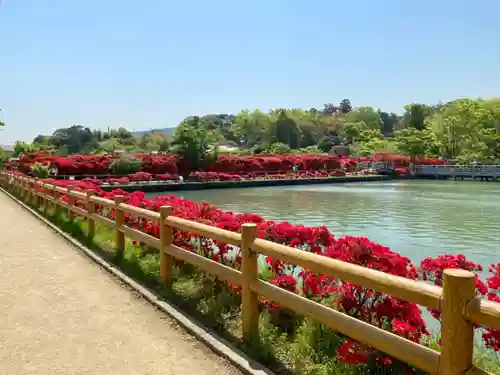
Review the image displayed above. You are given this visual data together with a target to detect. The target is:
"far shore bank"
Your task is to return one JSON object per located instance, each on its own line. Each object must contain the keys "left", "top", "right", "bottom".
{"left": 100, "top": 174, "right": 390, "bottom": 192}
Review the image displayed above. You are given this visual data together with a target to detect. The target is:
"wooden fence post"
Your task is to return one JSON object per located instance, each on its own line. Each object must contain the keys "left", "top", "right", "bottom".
{"left": 19, "top": 178, "right": 25, "bottom": 200}
{"left": 241, "top": 223, "right": 259, "bottom": 342}
{"left": 41, "top": 185, "right": 47, "bottom": 214}
{"left": 23, "top": 179, "right": 29, "bottom": 201}
{"left": 86, "top": 191, "right": 96, "bottom": 238}
{"left": 439, "top": 269, "right": 476, "bottom": 375}
{"left": 48, "top": 185, "right": 55, "bottom": 211}
{"left": 24, "top": 179, "right": 30, "bottom": 203}
{"left": 53, "top": 187, "right": 61, "bottom": 216}
{"left": 67, "top": 187, "right": 75, "bottom": 220}
{"left": 114, "top": 196, "right": 126, "bottom": 259}
{"left": 159, "top": 206, "right": 173, "bottom": 284}
{"left": 32, "top": 179, "right": 39, "bottom": 207}
{"left": 17, "top": 177, "right": 22, "bottom": 198}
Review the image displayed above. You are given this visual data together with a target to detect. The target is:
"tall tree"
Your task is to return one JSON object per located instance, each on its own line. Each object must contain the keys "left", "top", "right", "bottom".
{"left": 378, "top": 110, "right": 399, "bottom": 136}
{"left": 339, "top": 99, "right": 352, "bottom": 114}
{"left": 50, "top": 125, "right": 98, "bottom": 154}
{"left": 170, "top": 122, "right": 218, "bottom": 176}
{"left": 402, "top": 103, "right": 434, "bottom": 130}
{"left": 394, "top": 128, "right": 432, "bottom": 162}
{"left": 273, "top": 110, "right": 302, "bottom": 149}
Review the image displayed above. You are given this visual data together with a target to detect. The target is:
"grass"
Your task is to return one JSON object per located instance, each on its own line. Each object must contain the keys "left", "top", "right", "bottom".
{"left": 14, "top": 193, "right": 500, "bottom": 375}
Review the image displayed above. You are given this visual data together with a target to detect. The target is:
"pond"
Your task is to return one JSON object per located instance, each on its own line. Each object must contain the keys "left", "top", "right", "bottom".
{"left": 147, "top": 180, "right": 500, "bottom": 269}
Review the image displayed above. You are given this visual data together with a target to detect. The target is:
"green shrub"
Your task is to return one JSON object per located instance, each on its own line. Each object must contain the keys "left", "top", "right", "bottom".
{"left": 109, "top": 156, "right": 142, "bottom": 175}
{"left": 31, "top": 162, "right": 51, "bottom": 178}
{"left": 266, "top": 142, "right": 292, "bottom": 154}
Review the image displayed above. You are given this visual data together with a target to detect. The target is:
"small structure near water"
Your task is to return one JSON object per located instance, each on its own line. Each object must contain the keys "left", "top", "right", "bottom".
{"left": 416, "top": 164, "right": 500, "bottom": 180}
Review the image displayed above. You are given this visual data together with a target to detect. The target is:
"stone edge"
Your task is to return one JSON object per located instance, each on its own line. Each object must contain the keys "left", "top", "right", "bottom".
{"left": 1, "top": 188, "right": 275, "bottom": 375}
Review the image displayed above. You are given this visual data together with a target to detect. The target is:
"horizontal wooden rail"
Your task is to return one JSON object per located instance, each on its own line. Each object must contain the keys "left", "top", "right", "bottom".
{"left": 118, "top": 203, "right": 161, "bottom": 221}
{"left": 252, "top": 239, "right": 443, "bottom": 309}
{"left": 465, "top": 298, "right": 500, "bottom": 330}
{"left": 90, "top": 195, "right": 115, "bottom": 208}
{"left": 165, "top": 216, "right": 242, "bottom": 247}
{"left": 167, "top": 244, "right": 243, "bottom": 285}
{"left": 119, "top": 224, "right": 160, "bottom": 249}
{"left": 252, "top": 280, "right": 439, "bottom": 374}
{"left": 90, "top": 213, "right": 115, "bottom": 228}
{"left": 69, "top": 190, "right": 87, "bottom": 199}
{"left": 55, "top": 186, "right": 69, "bottom": 194}
{"left": 2, "top": 171, "right": 499, "bottom": 375}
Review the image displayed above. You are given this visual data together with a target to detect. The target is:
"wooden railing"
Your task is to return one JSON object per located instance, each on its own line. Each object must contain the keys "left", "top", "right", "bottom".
{"left": 1, "top": 172, "right": 499, "bottom": 375}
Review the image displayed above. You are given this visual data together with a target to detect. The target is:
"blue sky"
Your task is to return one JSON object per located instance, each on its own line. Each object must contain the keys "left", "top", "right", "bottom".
{"left": 1, "top": 0, "right": 499, "bottom": 144}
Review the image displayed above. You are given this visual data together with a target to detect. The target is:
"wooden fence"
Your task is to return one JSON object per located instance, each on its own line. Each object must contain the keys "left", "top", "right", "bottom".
{"left": 1, "top": 172, "right": 499, "bottom": 375}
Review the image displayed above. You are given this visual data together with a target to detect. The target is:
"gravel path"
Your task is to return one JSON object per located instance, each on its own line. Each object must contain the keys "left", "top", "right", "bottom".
{"left": 0, "top": 192, "right": 243, "bottom": 375}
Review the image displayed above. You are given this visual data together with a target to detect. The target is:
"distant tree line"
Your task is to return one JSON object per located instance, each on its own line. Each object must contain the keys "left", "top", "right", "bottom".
{"left": 9, "top": 97, "right": 500, "bottom": 165}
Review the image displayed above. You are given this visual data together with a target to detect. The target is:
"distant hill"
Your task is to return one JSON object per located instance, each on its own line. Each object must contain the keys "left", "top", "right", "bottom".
{"left": 133, "top": 127, "right": 176, "bottom": 136}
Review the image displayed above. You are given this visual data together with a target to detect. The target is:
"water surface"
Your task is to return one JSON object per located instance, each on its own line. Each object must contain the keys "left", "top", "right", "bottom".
{"left": 147, "top": 180, "right": 500, "bottom": 269}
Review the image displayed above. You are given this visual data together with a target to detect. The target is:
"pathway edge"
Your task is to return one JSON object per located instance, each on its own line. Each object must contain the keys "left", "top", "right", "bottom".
{"left": 1, "top": 188, "right": 275, "bottom": 375}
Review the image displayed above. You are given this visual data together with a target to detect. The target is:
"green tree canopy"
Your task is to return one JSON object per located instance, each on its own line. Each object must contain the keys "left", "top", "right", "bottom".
{"left": 170, "top": 121, "right": 219, "bottom": 176}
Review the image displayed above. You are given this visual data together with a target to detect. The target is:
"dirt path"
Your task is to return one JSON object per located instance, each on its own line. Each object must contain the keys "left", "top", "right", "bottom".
{"left": 0, "top": 192, "right": 243, "bottom": 375}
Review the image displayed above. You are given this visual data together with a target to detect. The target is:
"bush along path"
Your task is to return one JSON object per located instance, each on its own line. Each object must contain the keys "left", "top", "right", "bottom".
{"left": 5, "top": 179, "right": 500, "bottom": 375}
{"left": 0, "top": 192, "right": 244, "bottom": 375}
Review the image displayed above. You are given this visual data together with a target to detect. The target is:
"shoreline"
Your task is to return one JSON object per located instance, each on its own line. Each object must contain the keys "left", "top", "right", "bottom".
{"left": 99, "top": 174, "right": 390, "bottom": 192}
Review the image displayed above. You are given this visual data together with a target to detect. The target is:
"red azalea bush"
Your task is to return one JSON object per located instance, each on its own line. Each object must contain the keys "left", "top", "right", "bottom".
{"left": 107, "top": 177, "right": 130, "bottom": 185}
{"left": 81, "top": 170, "right": 352, "bottom": 185}
{"left": 129, "top": 172, "right": 153, "bottom": 182}
{"left": 373, "top": 153, "right": 447, "bottom": 167}
{"left": 9, "top": 152, "right": 446, "bottom": 177}
{"left": 420, "top": 255, "right": 500, "bottom": 352}
{"left": 190, "top": 171, "right": 243, "bottom": 182}
{"left": 484, "top": 264, "right": 500, "bottom": 351}
{"left": 394, "top": 167, "right": 411, "bottom": 176}
{"left": 25, "top": 176, "right": 499, "bottom": 371}
{"left": 136, "top": 154, "right": 178, "bottom": 174}
{"left": 154, "top": 173, "right": 180, "bottom": 181}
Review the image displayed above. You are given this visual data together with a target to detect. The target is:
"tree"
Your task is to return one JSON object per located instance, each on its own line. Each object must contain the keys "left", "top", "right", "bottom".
{"left": 342, "top": 122, "right": 367, "bottom": 144}
{"left": 394, "top": 128, "right": 432, "bottom": 162}
{"left": 230, "top": 110, "right": 269, "bottom": 147}
{"left": 317, "top": 136, "right": 341, "bottom": 153}
{"left": 273, "top": 110, "right": 302, "bottom": 149}
{"left": 49, "top": 125, "right": 98, "bottom": 154}
{"left": 339, "top": 99, "right": 352, "bottom": 114}
{"left": 344, "top": 107, "right": 382, "bottom": 130}
{"left": 170, "top": 122, "right": 218, "bottom": 177}
{"left": 378, "top": 110, "right": 399, "bottom": 136}
{"left": 402, "top": 104, "right": 434, "bottom": 130}
{"left": 322, "top": 103, "right": 339, "bottom": 115}
{"left": 13, "top": 141, "right": 36, "bottom": 157}
{"left": 426, "top": 98, "right": 500, "bottom": 160}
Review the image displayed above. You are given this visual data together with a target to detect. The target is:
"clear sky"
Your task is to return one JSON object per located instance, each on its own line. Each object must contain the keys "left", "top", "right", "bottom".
{"left": 1, "top": 0, "right": 499, "bottom": 144}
